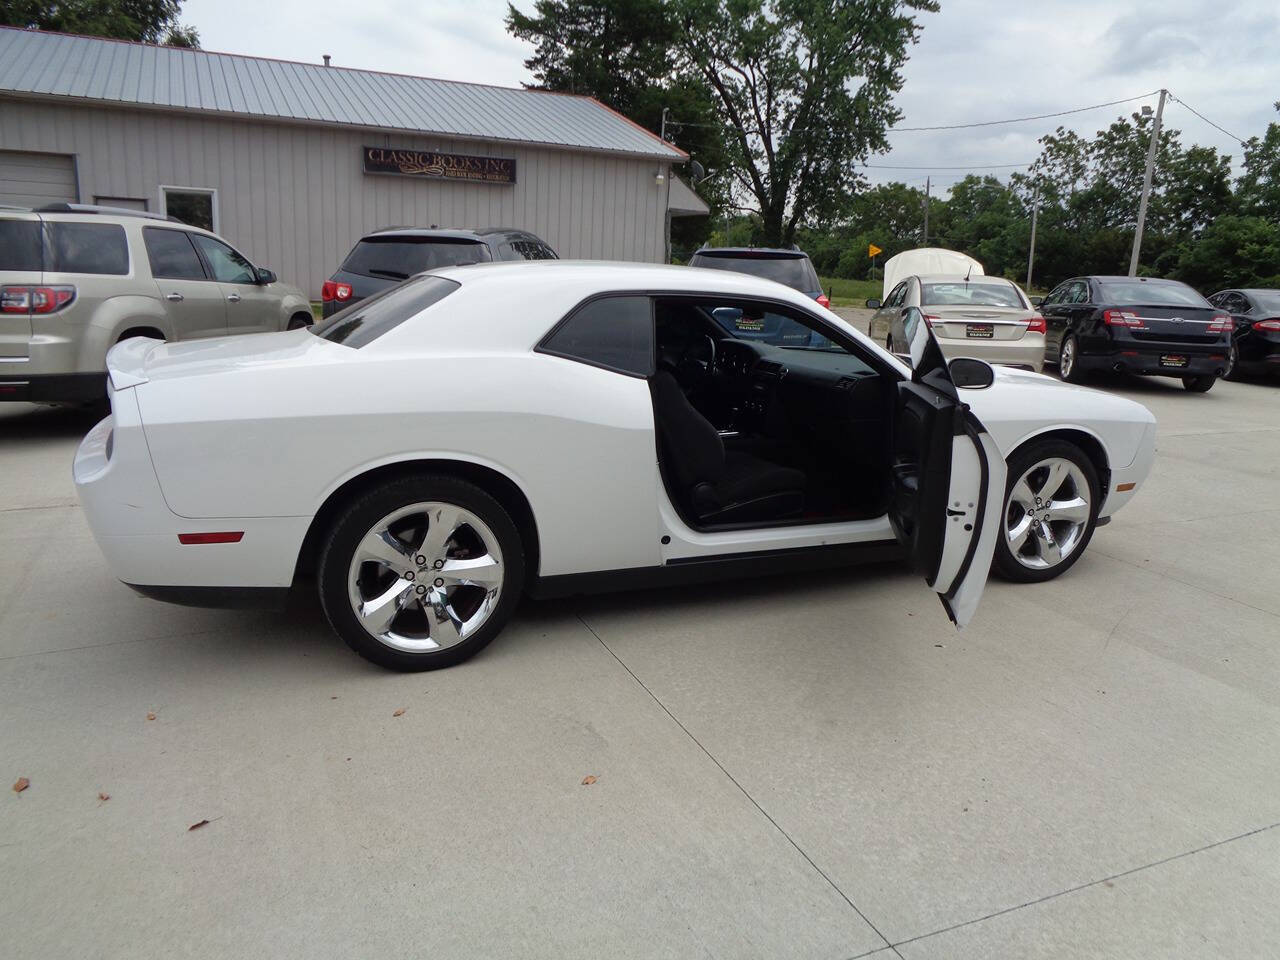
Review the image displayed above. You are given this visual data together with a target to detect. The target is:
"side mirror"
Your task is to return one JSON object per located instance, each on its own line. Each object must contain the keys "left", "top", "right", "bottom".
{"left": 865, "top": 298, "right": 882, "bottom": 309}
{"left": 256, "top": 268, "right": 277, "bottom": 285}
{"left": 1028, "top": 295, "right": 1044, "bottom": 307}
{"left": 949, "top": 357, "right": 996, "bottom": 389}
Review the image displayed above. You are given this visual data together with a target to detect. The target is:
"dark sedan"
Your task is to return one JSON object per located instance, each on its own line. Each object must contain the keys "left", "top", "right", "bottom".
{"left": 321, "top": 227, "right": 557, "bottom": 316}
{"left": 1207, "top": 288, "right": 1280, "bottom": 379}
{"left": 1041, "top": 276, "right": 1232, "bottom": 392}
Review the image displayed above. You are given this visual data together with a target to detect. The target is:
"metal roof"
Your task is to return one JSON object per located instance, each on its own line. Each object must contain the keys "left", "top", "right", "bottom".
{"left": 0, "top": 27, "right": 684, "bottom": 161}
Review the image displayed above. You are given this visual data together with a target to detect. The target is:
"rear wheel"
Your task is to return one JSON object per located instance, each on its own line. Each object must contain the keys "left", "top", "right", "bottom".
{"left": 1182, "top": 375, "right": 1216, "bottom": 392}
{"left": 994, "top": 439, "right": 1099, "bottom": 583}
{"left": 1058, "top": 334, "right": 1084, "bottom": 383}
{"left": 1222, "top": 342, "right": 1240, "bottom": 381}
{"left": 318, "top": 475, "right": 524, "bottom": 671}
{"left": 287, "top": 313, "right": 313, "bottom": 330}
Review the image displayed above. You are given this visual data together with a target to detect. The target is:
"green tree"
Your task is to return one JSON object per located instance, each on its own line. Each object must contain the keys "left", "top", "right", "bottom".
{"left": 670, "top": 0, "right": 937, "bottom": 246}
{"left": 1236, "top": 103, "right": 1280, "bottom": 220}
{"left": 1, "top": 1, "right": 199, "bottom": 46}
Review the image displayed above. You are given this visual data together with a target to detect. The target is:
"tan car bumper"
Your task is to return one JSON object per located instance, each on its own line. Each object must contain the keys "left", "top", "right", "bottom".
{"left": 935, "top": 333, "right": 1045, "bottom": 373}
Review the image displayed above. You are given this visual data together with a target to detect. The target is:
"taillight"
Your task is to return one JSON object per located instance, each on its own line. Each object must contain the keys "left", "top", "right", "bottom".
{"left": 1206, "top": 314, "right": 1233, "bottom": 335}
{"left": 0, "top": 285, "right": 76, "bottom": 314}
{"left": 177, "top": 531, "right": 244, "bottom": 545}
{"left": 816, "top": 294, "right": 830, "bottom": 309}
{"left": 1254, "top": 318, "right": 1280, "bottom": 332}
{"left": 1103, "top": 309, "right": 1145, "bottom": 329}
{"left": 321, "top": 281, "right": 336, "bottom": 302}
{"left": 1026, "top": 315, "right": 1046, "bottom": 334}
{"left": 335, "top": 283, "right": 351, "bottom": 301}
{"left": 923, "top": 313, "right": 940, "bottom": 327}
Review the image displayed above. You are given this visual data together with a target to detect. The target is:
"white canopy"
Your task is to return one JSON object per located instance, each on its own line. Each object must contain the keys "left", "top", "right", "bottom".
{"left": 882, "top": 247, "right": 984, "bottom": 298}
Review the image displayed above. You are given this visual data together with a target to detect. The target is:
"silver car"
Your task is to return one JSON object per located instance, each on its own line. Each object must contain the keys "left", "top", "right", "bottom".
{"left": 867, "top": 274, "right": 1046, "bottom": 372}
{"left": 1, "top": 203, "right": 312, "bottom": 404}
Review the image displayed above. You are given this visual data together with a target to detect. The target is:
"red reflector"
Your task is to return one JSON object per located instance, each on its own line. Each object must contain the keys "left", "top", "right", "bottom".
{"left": 177, "top": 532, "right": 244, "bottom": 545}
{"left": 1121, "top": 350, "right": 1139, "bottom": 356}
{"left": 816, "top": 294, "right": 830, "bottom": 309}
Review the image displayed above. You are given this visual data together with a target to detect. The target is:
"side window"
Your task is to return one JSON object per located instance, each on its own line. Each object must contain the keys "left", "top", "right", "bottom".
{"left": 191, "top": 235, "right": 257, "bottom": 284}
{"left": 0, "top": 219, "right": 42, "bottom": 271}
{"left": 537, "top": 243, "right": 559, "bottom": 260}
{"left": 1042, "top": 283, "right": 1066, "bottom": 306}
{"left": 886, "top": 282, "right": 907, "bottom": 308}
{"left": 1068, "top": 280, "right": 1089, "bottom": 304}
{"left": 1231, "top": 293, "right": 1251, "bottom": 314}
{"left": 143, "top": 228, "right": 207, "bottom": 280}
{"left": 46, "top": 222, "right": 129, "bottom": 275}
{"left": 538, "top": 295, "right": 653, "bottom": 377}
{"left": 497, "top": 242, "right": 517, "bottom": 260}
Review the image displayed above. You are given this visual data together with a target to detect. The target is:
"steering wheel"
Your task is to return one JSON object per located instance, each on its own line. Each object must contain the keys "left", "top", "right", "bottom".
{"left": 675, "top": 333, "right": 717, "bottom": 385}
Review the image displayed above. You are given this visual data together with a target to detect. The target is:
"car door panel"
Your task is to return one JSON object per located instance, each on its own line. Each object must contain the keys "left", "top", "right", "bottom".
{"left": 889, "top": 308, "right": 1004, "bottom": 626}
{"left": 142, "top": 226, "right": 227, "bottom": 341}
{"left": 190, "top": 234, "right": 277, "bottom": 335}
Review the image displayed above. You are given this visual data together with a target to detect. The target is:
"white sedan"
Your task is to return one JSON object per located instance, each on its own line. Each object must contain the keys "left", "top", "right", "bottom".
{"left": 73, "top": 262, "right": 1156, "bottom": 671}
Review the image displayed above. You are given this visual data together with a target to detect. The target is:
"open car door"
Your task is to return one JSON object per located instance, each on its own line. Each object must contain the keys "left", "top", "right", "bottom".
{"left": 889, "top": 307, "right": 1006, "bottom": 627}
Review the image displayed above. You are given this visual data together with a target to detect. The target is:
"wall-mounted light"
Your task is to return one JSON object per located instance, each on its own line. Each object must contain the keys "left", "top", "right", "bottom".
{"left": 655, "top": 170, "right": 667, "bottom": 187}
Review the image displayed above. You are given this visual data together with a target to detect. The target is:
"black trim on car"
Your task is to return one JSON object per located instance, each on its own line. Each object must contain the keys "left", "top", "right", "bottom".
{"left": 528, "top": 540, "right": 905, "bottom": 599}
{"left": 124, "top": 583, "right": 292, "bottom": 609}
{"left": 0, "top": 373, "right": 105, "bottom": 403}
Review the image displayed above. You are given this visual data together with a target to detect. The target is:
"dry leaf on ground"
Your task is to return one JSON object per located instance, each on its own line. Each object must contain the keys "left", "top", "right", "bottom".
{"left": 146, "top": 712, "right": 156, "bottom": 721}
{"left": 392, "top": 708, "right": 405, "bottom": 717}
{"left": 188, "top": 819, "right": 211, "bottom": 831}
{"left": 581, "top": 775, "right": 598, "bottom": 786}
{"left": 13, "top": 777, "right": 30, "bottom": 793}
{"left": 98, "top": 792, "right": 110, "bottom": 802}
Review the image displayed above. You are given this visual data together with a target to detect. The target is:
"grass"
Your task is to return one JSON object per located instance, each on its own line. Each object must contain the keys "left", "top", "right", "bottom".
{"left": 818, "top": 277, "right": 882, "bottom": 308}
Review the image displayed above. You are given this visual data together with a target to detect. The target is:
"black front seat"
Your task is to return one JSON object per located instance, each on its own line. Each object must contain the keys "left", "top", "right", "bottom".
{"left": 650, "top": 371, "right": 805, "bottom": 524}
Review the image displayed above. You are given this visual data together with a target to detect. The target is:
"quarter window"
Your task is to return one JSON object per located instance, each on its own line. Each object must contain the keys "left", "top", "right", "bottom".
{"left": 46, "top": 222, "right": 129, "bottom": 275}
{"left": 191, "top": 235, "right": 257, "bottom": 284}
{"left": 143, "top": 228, "right": 207, "bottom": 280}
{"left": 0, "top": 219, "right": 42, "bottom": 271}
{"left": 539, "top": 296, "right": 653, "bottom": 377}
{"left": 311, "top": 275, "right": 460, "bottom": 348}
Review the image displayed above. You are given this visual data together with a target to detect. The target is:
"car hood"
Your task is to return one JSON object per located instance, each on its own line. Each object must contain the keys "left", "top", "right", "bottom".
{"left": 961, "top": 364, "right": 1156, "bottom": 467}
{"left": 106, "top": 329, "right": 337, "bottom": 389}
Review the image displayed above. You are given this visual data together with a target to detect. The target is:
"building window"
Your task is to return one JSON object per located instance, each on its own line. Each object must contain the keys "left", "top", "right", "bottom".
{"left": 94, "top": 196, "right": 148, "bottom": 211}
{"left": 160, "top": 186, "right": 216, "bottom": 232}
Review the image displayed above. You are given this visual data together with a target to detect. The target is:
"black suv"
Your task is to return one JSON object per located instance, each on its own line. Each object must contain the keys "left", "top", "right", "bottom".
{"left": 688, "top": 246, "right": 829, "bottom": 307}
{"left": 1041, "top": 275, "right": 1232, "bottom": 392}
{"left": 322, "top": 227, "right": 557, "bottom": 316}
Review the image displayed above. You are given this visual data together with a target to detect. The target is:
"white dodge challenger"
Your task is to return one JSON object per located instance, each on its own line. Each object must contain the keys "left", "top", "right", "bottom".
{"left": 74, "top": 262, "right": 1156, "bottom": 671}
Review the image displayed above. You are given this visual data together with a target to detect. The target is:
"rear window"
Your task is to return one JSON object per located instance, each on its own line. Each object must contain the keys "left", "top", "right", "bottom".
{"left": 310, "top": 275, "right": 460, "bottom": 348}
{"left": 47, "top": 222, "right": 129, "bottom": 275}
{"left": 922, "top": 282, "right": 1024, "bottom": 308}
{"left": 0, "top": 219, "right": 42, "bottom": 271}
{"left": 1097, "top": 280, "right": 1210, "bottom": 308}
{"left": 340, "top": 237, "right": 492, "bottom": 279}
{"left": 691, "top": 253, "right": 819, "bottom": 292}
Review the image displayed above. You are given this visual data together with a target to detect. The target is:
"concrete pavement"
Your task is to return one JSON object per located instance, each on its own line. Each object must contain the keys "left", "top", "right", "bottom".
{"left": 2, "top": 357, "right": 1279, "bottom": 958}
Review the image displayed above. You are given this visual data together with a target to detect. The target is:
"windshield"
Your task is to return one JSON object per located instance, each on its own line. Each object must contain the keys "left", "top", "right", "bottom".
{"left": 691, "top": 253, "right": 819, "bottom": 292}
{"left": 1252, "top": 291, "right": 1280, "bottom": 312}
{"left": 340, "top": 237, "right": 491, "bottom": 279}
{"left": 922, "top": 282, "right": 1024, "bottom": 308}
{"left": 1097, "top": 280, "right": 1210, "bottom": 308}
{"left": 310, "top": 275, "right": 459, "bottom": 348}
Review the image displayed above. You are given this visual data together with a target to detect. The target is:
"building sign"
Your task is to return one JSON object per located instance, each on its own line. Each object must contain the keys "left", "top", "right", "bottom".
{"left": 363, "top": 147, "right": 516, "bottom": 185}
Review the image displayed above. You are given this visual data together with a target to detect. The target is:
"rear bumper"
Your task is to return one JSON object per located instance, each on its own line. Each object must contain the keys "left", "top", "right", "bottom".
{"left": 1079, "top": 343, "right": 1228, "bottom": 378}
{"left": 1237, "top": 335, "right": 1280, "bottom": 373}
{"left": 0, "top": 372, "right": 105, "bottom": 403}
{"left": 73, "top": 392, "right": 312, "bottom": 594}
{"left": 937, "top": 335, "right": 1045, "bottom": 373}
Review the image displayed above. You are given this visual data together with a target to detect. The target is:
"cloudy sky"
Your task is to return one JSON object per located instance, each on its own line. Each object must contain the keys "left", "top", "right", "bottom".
{"left": 185, "top": 0, "right": 1279, "bottom": 193}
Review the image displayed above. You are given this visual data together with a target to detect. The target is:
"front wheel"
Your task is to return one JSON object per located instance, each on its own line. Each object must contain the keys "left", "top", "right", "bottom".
{"left": 994, "top": 439, "right": 1099, "bottom": 583}
{"left": 318, "top": 475, "right": 525, "bottom": 671}
{"left": 1182, "top": 375, "right": 1216, "bottom": 392}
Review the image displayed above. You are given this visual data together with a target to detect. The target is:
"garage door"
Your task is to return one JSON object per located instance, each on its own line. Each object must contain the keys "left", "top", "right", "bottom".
{"left": 0, "top": 151, "right": 77, "bottom": 208}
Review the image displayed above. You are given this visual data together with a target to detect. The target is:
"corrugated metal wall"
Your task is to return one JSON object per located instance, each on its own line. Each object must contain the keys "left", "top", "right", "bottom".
{"left": 0, "top": 98, "right": 670, "bottom": 297}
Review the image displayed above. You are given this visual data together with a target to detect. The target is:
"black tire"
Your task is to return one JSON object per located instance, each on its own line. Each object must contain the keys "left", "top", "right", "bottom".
{"left": 287, "top": 313, "right": 313, "bottom": 330}
{"left": 1182, "top": 375, "right": 1216, "bottom": 393}
{"left": 1058, "top": 334, "right": 1085, "bottom": 383}
{"left": 886, "top": 334, "right": 894, "bottom": 353}
{"left": 318, "top": 474, "right": 525, "bottom": 671}
{"left": 993, "top": 438, "right": 1100, "bottom": 584}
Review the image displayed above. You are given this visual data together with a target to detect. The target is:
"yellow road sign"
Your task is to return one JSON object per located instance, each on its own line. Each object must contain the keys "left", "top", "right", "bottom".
{"left": 868, "top": 243, "right": 882, "bottom": 258}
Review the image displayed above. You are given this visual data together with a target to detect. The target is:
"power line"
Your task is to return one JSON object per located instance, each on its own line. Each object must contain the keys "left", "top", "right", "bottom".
{"left": 1166, "top": 92, "right": 1247, "bottom": 145}
{"left": 888, "top": 90, "right": 1160, "bottom": 132}
{"left": 861, "top": 161, "right": 1034, "bottom": 170}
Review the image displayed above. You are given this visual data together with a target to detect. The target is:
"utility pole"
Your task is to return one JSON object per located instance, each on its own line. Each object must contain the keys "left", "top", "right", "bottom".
{"left": 922, "top": 176, "right": 930, "bottom": 245}
{"left": 1026, "top": 188, "right": 1039, "bottom": 291}
{"left": 660, "top": 107, "right": 670, "bottom": 144}
{"left": 1128, "top": 88, "right": 1166, "bottom": 276}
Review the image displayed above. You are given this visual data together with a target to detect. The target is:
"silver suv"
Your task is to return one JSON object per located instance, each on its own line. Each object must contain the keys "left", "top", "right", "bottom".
{"left": 1, "top": 204, "right": 311, "bottom": 403}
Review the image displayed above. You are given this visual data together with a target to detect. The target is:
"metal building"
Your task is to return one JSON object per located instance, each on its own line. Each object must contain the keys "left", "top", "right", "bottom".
{"left": 0, "top": 27, "right": 704, "bottom": 297}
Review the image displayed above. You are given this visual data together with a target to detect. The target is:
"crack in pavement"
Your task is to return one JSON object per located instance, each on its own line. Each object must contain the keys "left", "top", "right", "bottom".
{"left": 576, "top": 612, "right": 904, "bottom": 959}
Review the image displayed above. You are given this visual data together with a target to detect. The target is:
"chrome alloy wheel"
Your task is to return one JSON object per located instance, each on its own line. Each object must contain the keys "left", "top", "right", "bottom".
{"left": 346, "top": 502, "right": 504, "bottom": 653}
{"left": 1059, "top": 338, "right": 1076, "bottom": 378}
{"left": 1004, "top": 457, "right": 1092, "bottom": 570}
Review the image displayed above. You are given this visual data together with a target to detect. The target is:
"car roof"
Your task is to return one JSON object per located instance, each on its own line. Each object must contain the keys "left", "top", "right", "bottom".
{"left": 362, "top": 226, "right": 538, "bottom": 241}
{"left": 693, "top": 246, "right": 808, "bottom": 258}
{"left": 915, "top": 273, "right": 1013, "bottom": 285}
{"left": 1089, "top": 275, "right": 1186, "bottom": 284}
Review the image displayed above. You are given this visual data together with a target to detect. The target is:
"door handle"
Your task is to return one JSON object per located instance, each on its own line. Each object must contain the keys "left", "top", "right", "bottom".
{"left": 226, "top": 293, "right": 241, "bottom": 303}
{"left": 165, "top": 292, "right": 184, "bottom": 302}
